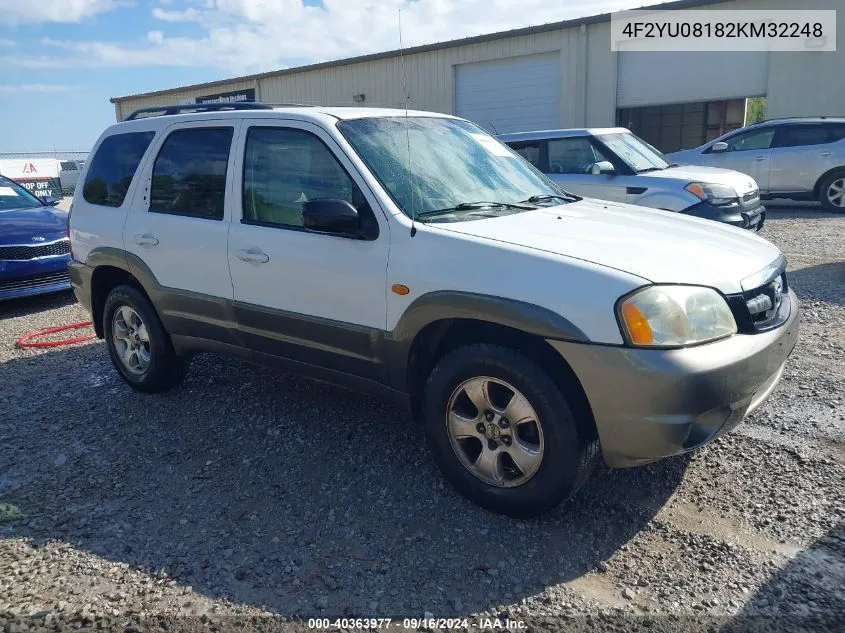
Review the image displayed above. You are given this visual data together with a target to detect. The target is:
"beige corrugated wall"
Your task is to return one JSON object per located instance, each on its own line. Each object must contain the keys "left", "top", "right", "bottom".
{"left": 114, "top": 0, "right": 845, "bottom": 125}
{"left": 114, "top": 23, "right": 611, "bottom": 126}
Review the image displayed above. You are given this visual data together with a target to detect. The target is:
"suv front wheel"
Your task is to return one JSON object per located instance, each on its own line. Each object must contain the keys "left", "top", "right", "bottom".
{"left": 422, "top": 343, "right": 598, "bottom": 517}
{"left": 103, "top": 284, "right": 189, "bottom": 393}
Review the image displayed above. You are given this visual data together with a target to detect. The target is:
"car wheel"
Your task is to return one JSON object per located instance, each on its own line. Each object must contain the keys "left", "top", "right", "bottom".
{"left": 103, "top": 284, "right": 189, "bottom": 393}
{"left": 422, "top": 343, "right": 599, "bottom": 517}
{"left": 819, "top": 171, "right": 845, "bottom": 212}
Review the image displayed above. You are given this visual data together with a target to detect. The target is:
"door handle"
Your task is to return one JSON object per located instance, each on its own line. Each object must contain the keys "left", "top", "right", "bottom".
{"left": 133, "top": 233, "right": 159, "bottom": 246}
{"left": 236, "top": 248, "right": 270, "bottom": 264}
{"left": 753, "top": 156, "right": 767, "bottom": 161}
{"left": 820, "top": 151, "right": 832, "bottom": 156}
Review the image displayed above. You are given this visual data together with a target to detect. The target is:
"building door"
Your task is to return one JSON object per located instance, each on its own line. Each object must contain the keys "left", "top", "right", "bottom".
{"left": 455, "top": 53, "right": 560, "bottom": 134}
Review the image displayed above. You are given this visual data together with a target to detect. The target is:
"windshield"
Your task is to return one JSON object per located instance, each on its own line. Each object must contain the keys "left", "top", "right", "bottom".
{"left": 0, "top": 177, "right": 43, "bottom": 210}
{"left": 337, "top": 117, "right": 563, "bottom": 219}
{"left": 599, "top": 132, "right": 670, "bottom": 172}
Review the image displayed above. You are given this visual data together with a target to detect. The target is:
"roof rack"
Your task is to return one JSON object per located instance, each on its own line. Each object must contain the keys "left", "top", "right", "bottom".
{"left": 754, "top": 115, "right": 842, "bottom": 124}
{"left": 125, "top": 102, "right": 274, "bottom": 121}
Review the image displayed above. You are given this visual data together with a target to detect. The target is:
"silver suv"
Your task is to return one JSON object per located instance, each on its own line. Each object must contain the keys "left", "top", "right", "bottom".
{"left": 668, "top": 117, "right": 845, "bottom": 212}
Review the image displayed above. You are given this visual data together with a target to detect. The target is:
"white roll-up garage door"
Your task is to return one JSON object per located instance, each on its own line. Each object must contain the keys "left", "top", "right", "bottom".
{"left": 617, "top": 51, "right": 768, "bottom": 108}
{"left": 455, "top": 53, "right": 561, "bottom": 134}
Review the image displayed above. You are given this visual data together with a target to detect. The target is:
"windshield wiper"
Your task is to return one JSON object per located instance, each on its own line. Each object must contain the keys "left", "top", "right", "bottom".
{"left": 523, "top": 193, "right": 581, "bottom": 204}
{"left": 665, "top": 163, "right": 681, "bottom": 168}
{"left": 417, "top": 201, "right": 536, "bottom": 218}
{"left": 637, "top": 166, "right": 664, "bottom": 173}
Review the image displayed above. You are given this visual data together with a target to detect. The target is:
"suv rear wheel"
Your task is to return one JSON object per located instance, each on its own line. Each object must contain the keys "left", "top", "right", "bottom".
{"left": 819, "top": 170, "right": 845, "bottom": 212}
{"left": 103, "top": 284, "right": 189, "bottom": 393}
{"left": 422, "top": 343, "right": 598, "bottom": 517}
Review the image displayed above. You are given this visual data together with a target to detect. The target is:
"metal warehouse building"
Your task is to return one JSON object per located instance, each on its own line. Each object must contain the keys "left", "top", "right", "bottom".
{"left": 111, "top": 0, "right": 844, "bottom": 153}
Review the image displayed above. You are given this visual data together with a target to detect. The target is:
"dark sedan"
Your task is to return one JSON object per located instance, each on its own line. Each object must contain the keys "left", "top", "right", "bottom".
{"left": 0, "top": 175, "right": 71, "bottom": 301}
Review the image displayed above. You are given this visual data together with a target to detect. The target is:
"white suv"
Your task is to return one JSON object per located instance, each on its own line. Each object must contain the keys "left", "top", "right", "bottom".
{"left": 69, "top": 103, "right": 798, "bottom": 517}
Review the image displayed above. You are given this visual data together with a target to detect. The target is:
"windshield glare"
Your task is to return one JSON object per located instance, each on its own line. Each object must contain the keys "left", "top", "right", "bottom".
{"left": 599, "top": 132, "right": 670, "bottom": 172}
{"left": 337, "top": 117, "right": 562, "bottom": 218}
{"left": 0, "top": 177, "right": 43, "bottom": 210}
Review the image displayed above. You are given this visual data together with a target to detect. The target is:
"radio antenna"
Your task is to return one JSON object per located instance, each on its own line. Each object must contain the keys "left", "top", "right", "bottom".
{"left": 398, "top": 9, "right": 416, "bottom": 237}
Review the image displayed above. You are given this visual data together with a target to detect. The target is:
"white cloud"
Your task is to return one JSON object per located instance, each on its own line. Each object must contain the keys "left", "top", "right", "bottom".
{"left": 6, "top": 0, "right": 650, "bottom": 73}
{"left": 152, "top": 7, "right": 200, "bottom": 22}
{"left": 0, "top": 39, "right": 17, "bottom": 47}
{"left": 0, "top": 0, "right": 123, "bottom": 24}
{"left": 0, "top": 84, "right": 80, "bottom": 96}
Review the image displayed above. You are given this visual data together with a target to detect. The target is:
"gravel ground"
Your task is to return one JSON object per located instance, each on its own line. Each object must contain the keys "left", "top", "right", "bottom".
{"left": 1, "top": 203, "right": 843, "bottom": 633}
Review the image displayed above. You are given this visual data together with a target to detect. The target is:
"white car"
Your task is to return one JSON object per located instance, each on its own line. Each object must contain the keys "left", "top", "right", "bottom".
{"left": 69, "top": 103, "right": 798, "bottom": 517}
{"left": 500, "top": 128, "right": 765, "bottom": 230}
{"left": 668, "top": 117, "right": 845, "bottom": 212}
{"left": 59, "top": 159, "right": 85, "bottom": 195}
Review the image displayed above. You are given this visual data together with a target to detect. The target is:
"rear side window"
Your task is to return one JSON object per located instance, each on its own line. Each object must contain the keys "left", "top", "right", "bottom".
{"left": 150, "top": 127, "right": 234, "bottom": 220}
{"left": 775, "top": 125, "right": 831, "bottom": 148}
{"left": 83, "top": 131, "right": 154, "bottom": 207}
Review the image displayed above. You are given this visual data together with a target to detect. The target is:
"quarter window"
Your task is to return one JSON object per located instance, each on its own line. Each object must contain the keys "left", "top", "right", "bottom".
{"left": 548, "top": 138, "right": 608, "bottom": 174}
{"left": 828, "top": 123, "right": 845, "bottom": 142}
{"left": 149, "top": 127, "right": 234, "bottom": 220}
{"left": 83, "top": 132, "right": 154, "bottom": 207}
{"left": 723, "top": 128, "right": 775, "bottom": 152}
{"left": 242, "top": 127, "right": 360, "bottom": 229}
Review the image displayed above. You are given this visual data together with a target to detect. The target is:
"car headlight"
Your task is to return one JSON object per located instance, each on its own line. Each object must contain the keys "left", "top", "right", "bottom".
{"left": 618, "top": 285, "right": 737, "bottom": 347}
{"left": 685, "top": 182, "right": 739, "bottom": 206}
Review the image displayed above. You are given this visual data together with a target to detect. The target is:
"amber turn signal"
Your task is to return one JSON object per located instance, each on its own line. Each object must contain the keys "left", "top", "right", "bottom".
{"left": 391, "top": 284, "right": 410, "bottom": 296}
{"left": 621, "top": 301, "right": 654, "bottom": 345}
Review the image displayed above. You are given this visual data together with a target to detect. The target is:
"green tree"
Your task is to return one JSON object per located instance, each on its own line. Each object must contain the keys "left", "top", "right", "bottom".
{"left": 745, "top": 97, "right": 767, "bottom": 125}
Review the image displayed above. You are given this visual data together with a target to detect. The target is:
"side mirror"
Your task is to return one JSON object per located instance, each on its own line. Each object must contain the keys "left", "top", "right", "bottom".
{"left": 39, "top": 195, "right": 62, "bottom": 206}
{"left": 302, "top": 199, "right": 362, "bottom": 237}
{"left": 711, "top": 141, "right": 729, "bottom": 153}
{"left": 591, "top": 160, "right": 616, "bottom": 176}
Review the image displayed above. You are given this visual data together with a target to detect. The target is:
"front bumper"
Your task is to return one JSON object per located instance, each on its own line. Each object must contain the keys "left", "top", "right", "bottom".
{"left": 0, "top": 256, "right": 71, "bottom": 301}
{"left": 68, "top": 259, "right": 94, "bottom": 313}
{"left": 682, "top": 199, "right": 765, "bottom": 231}
{"left": 548, "top": 288, "right": 799, "bottom": 468}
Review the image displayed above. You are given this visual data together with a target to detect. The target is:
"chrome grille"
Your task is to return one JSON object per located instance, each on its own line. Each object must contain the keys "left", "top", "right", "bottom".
{"left": 743, "top": 273, "right": 787, "bottom": 329}
{"left": 0, "top": 239, "right": 70, "bottom": 260}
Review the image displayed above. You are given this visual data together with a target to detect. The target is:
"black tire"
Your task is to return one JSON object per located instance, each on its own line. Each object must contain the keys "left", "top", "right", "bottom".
{"left": 422, "top": 343, "right": 599, "bottom": 518}
{"left": 103, "top": 284, "right": 189, "bottom": 393}
{"left": 818, "top": 170, "right": 845, "bottom": 212}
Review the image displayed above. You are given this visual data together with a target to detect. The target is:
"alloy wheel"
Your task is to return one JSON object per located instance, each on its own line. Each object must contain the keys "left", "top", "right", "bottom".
{"left": 445, "top": 376, "right": 545, "bottom": 487}
{"left": 827, "top": 177, "right": 845, "bottom": 208}
{"left": 112, "top": 305, "right": 151, "bottom": 375}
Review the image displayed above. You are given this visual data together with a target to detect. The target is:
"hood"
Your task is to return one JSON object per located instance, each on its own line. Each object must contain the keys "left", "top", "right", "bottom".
{"left": 434, "top": 199, "right": 782, "bottom": 294}
{"left": 0, "top": 205, "right": 69, "bottom": 246}
{"left": 645, "top": 164, "right": 758, "bottom": 195}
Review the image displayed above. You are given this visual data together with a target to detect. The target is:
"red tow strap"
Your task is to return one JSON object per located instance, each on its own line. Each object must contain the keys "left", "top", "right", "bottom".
{"left": 16, "top": 321, "right": 96, "bottom": 349}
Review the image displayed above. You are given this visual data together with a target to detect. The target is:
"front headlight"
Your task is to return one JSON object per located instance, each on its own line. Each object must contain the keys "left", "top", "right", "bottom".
{"left": 685, "top": 182, "right": 739, "bottom": 206}
{"left": 618, "top": 285, "right": 737, "bottom": 347}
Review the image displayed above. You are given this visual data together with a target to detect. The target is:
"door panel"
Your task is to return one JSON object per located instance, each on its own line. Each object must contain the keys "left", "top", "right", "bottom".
{"left": 227, "top": 121, "right": 390, "bottom": 379}
{"left": 699, "top": 127, "right": 773, "bottom": 192}
{"left": 769, "top": 124, "right": 838, "bottom": 193}
{"left": 122, "top": 121, "right": 238, "bottom": 339}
